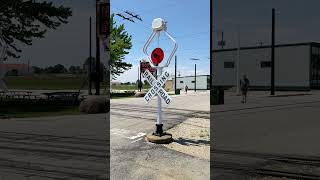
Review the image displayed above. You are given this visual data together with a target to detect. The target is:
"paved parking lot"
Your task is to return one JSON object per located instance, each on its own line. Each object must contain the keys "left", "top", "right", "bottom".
{"left": 212, "top": 90, "right": 320, "bottom": 179}
{"left": 111, "top": 91, "right": 210, "bottom": 180}
{"left": 0, "top": 114, "right": 108, "bottom": 179}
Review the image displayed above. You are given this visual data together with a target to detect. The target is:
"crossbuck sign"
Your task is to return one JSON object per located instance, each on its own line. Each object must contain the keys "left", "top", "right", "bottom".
{"left": 142, "top": 69, "right": 172, "bottom": 105}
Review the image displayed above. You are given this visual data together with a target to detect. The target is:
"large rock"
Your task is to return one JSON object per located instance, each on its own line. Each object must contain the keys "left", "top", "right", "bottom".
{"left": 79, "top": 95, "right": 109, "bottom": 114}
{"left": 134, "top": 92, "right": 146, "bottom": 97}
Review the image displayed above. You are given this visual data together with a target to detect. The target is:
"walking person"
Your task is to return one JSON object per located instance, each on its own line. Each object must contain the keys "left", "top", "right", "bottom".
{"left": 240, "top": 74, "right": 250, "bottom": 103}
{"left": 185, "top": 85, "right": 188, "bottom": 94}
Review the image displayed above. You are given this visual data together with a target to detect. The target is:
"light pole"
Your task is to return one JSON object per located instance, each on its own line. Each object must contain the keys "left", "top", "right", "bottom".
{"left": 190, "top": 58, "right": 200, "bottom": 92}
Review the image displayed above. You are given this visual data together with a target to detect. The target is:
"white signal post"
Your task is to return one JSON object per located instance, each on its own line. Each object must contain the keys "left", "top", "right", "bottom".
{"left": 142, "top": 18, "right": 177, "bottom": 136}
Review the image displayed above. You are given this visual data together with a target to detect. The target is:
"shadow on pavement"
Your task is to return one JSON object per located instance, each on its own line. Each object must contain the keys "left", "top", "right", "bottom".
{"left": 174, "top": 137, "right": 210, "bottom": 146}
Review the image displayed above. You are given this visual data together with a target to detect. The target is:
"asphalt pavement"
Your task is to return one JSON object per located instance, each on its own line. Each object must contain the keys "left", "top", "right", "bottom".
{"left": 212, "top": 90, "right": 320, "bottom": 179}
{"left": 0, "top": 113, "right": 108, "bottom": 179}
{"left": 111, "top": 91, "right": 210, "bottom": 180}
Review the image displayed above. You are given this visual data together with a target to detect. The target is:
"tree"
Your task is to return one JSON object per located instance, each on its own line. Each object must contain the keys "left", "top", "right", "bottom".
{"left": 69, "top": 65, "right": 80, "bottom": 74}
{"left": 0, "top": 0, "right": 72, "bottom": 59}
{"left": 52, "top": 64, "right": 66, "bottom": 73}
{"left": 32, "top": 66, "right": 42, "bottom": 74}
{"left": 110, "top": 14, "right": 132, "bottom": 79}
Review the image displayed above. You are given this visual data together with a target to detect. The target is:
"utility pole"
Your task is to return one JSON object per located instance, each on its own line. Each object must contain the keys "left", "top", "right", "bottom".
{"left": 218, "top": 31, "right": 226, "bottom": 49}
{"left": 174, "top": 55, "right": 177, "bottom": 94}
{"left": 88, "top": 17, "right": 92, "bottom": 95}
{"left": 190, "top": 58, "right": 200, "bottom": 92}
{"left": 95, "top": 0, "right": 101, "bottom": 95}
{"left": 271, "top": 8, "right": 275, "bottom": 95}
{"left": 221, "top": 32, "right": 224, "bottom": 49}
{"left": 137, "top": 65, "right": 140, "bottom": 91}
{"left": 28, "top": 59, "right": 30, "bottom": 73}
{"left": 236, "top": 25, "right": 240, "bottom": 95}
{"left": 194, "top": 63, "right": 196, "bottom": 92}
{"left": 139, "top": 60, "right": 142, "bottom": 92}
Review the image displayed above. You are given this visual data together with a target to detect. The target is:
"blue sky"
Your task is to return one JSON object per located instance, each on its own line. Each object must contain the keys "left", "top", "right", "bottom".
{"left": 111, "top": 0, "right": 210, "bottom": 83}
{"left": 214, "top": 0, "right": 320, "bottom": 49}
{"left": 8, "top": 0, "right": 209, "bottom": 83}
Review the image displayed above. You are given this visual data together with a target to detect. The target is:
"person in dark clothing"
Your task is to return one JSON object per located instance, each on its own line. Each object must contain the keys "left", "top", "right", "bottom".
{"left": 240, "top": 75, "right": 250, "bottom": 103}
{"left": 185, "top": 85, "right": 189, "bottom": 94}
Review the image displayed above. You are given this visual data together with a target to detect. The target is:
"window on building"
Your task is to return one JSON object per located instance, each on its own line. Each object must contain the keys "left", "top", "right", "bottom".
{"left": 261, "top": 61, "right": 271, "bottom": 68}
{"left": 180, "top": 81, "right": 183, "bottom": 83}
{"left": 191, "top": 81, "right": 195, "bottom": 83}
{"left": 224, "top": 61, "right": 234, "bottom": 68}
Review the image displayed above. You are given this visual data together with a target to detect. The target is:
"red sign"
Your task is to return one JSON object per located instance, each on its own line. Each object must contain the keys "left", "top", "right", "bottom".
{"left": 140, "top": 61, "right": 156, "bottom": 74}
{"left": 151, "top": 48, "right": 164, "bottom": 65}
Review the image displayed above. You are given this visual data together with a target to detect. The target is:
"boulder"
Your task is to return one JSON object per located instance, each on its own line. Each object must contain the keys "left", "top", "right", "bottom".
{"left": 134, "top": 92, "right": 146, "bottom": 97}
{"left": 79, "top": 95, "right": 109, "bottom": 114}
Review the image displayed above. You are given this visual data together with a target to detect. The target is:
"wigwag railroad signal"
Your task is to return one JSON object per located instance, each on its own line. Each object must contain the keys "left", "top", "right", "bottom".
{"left": 142, "top": 18, "right": 177, "bottom": 142}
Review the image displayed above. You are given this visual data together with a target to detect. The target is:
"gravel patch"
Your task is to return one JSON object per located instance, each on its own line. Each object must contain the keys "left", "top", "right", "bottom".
{"left": 163, "top": 118, "right": 210, "bottom": 160}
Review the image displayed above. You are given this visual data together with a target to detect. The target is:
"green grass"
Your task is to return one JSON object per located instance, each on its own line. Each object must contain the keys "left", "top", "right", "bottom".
{"left": 4, "top": 74, "right": 87, "bottom": 90}
{"left": 111, "top": 85, "right": 151, "bottom": 90}
{"left": 0, "top": 102, "right": 80, "bottom": 119}
{"left": 4, "top": 75, "right": 149, "bottom": 91}
{"left": 111, "top": 91, "right": 136, "bottom": 99}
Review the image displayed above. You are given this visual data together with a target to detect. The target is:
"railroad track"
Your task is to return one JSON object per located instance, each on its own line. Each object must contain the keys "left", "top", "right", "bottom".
{"left": 111, "top": 103, "right": 210, "bottom": 119}
{"left": 0, "top": 157, "right": 108, "bottom": 179}
{"left": 213, "top": 149, "right": 320, "bottom": 179}
{"left": 0, "top": 131, "right": 108, "bottom": 179}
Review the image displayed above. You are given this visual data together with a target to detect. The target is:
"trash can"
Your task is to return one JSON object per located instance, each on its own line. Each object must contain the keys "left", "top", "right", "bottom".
{"left": 175, "top": 89, "right": 180, "bottom": 95}
{"left": 212, "top": 87, "right": 224, "bottom": 105}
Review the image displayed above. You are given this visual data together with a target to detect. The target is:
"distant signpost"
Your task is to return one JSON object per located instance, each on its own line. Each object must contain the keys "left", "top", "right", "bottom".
{"left": 140, "top": 61, "right": 156, "bottom": 74}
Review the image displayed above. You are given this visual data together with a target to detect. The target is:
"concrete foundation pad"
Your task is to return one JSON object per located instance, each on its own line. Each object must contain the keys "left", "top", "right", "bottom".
{"left": 145, "top": 132, "right": 173, "bottom": 144}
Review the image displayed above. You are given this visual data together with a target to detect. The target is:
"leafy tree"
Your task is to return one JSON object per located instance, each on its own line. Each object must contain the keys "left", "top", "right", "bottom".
{"left": 69, "top": 65, "right": 81, "bottom": 74}
{"left": 42, "top": 64, "right": 66, "bottom": 73}
{"left": 52, "top": 64, "right": 66, "bottom": 73}
{"left": 110, "top": 14, "right": 132, "bottom": 79}
{"left": 32, "top": 66, "right": 42, "bottom": 74}
{"left": 0, "top": 0, "right": 72, "bottom": 59}
{"left": 69, "top": 66, "right": 77, "bottom": 73}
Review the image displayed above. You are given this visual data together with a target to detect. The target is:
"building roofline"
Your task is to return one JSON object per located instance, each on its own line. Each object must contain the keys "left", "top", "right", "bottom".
{"left": 173, "top": 75, "right": 209, "bottom": 79}
{"left": 213, "top": 42, "right": 320, "bottom": 52}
